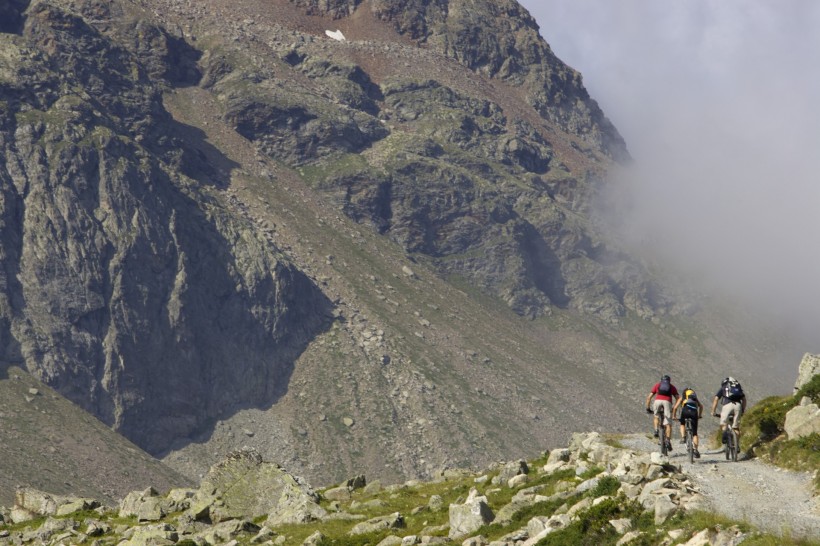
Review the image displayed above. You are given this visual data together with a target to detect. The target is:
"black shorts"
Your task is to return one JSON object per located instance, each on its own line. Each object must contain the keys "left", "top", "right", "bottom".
{"left": 679, "top": 408, "right": 699, "bottom": 435}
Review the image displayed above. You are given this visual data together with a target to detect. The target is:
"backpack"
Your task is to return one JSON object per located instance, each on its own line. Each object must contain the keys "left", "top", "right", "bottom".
{"left": 683, "top": 389, "right": 699, "bottom": 409}
{"left": 658, "top": 377, "right": 672, "bottom": 396}
{"left": 723, "top": 380, "right": 744, "bottom": 402}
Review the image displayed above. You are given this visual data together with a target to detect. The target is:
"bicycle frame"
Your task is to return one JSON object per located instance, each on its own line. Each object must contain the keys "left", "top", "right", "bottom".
{"left": 684, "top": 418, "right": 695, "bottom": 463}
{"left": 658, "top": 406, "right": 668, "bottom": 456}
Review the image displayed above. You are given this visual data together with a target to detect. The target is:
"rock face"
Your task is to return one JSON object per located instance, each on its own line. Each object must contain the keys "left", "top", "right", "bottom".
{"left": 293, "top": 0, "right": 626, "bottom": 157}
{"left": 188, "top": 448, "right": 326, "bottom": 525}
{"left": 794, "top": 353, "right": 820, "bottom": 391}
{"left": 11, "top": 487, "right": 99, "bottom": 523}
{"left": 448, "top": 488, "right": 494, "bottom": 539}
{"left": 205, "top": 0, "right": 676, "bottom": 322}
{"left": 0, "top": 0, "right": 331, "bottom": 454}
{"left": 784, "top": 397, "right": 820, "bottom": 441}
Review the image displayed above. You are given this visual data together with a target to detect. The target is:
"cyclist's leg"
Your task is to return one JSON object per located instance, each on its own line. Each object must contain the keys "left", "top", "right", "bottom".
{"left": 720, "top": 404, "right": 733, "bottom": 442}
{"left": 652, "top": 400, "right": 661, "bottom": 434}
{"left": 690, "top": 413, "right": 700, "bottom": 450}
{"left": 731, "top": 402, "right": 742, "bottom": 434}
{"left": 660, "top": 400, "right": 673, "bottom": 437}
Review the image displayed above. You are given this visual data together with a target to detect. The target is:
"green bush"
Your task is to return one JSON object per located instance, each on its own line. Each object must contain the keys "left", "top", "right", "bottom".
{"left": 795, "top": 373, "right": 820, "bottom": 403}
{"left": 535, "top": 498, "right": 642, "bottom": 546}
{"left": 590, "top": 475, "right": 621, "bottom": 498}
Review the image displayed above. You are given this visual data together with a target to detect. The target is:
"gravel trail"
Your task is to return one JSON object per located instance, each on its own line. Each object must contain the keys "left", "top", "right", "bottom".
{"left": 620, "top": 433, "right": 820, "bottom": 539}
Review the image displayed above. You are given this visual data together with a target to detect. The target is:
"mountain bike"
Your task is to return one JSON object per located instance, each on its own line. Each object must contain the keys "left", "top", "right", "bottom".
{"left": 684, "top": 417, "right": 695, "bottom": 464}
{"left": 725, "top": 425, "right": 739, "bottom": 462}
{"left": 715, "top": 413, "right": 739, "bottom": 462}
{"left": 649, "top": 405, "right": 669, "bottom": 456}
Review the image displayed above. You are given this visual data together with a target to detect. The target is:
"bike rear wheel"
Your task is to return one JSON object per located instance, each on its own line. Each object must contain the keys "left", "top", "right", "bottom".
{"left": 731, "top": 430, "right": 739, "bottom": 461}
{"left": 659, "top": 415, "right": 668, "bottom": 456}
{"left": 686, "top": 421, "right": 694, "bottom": 464}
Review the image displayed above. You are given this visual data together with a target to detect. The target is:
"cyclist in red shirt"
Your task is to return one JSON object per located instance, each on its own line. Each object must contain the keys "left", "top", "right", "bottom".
{"left": 645, "top": 374, "right": 679, "bottom": 451}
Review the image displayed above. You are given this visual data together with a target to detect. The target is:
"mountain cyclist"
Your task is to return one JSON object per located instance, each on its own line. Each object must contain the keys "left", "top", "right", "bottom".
{"left": 711, "top": 376, "right": 746, "bottom": 446}
{"left": 645, "top": 374, "right": 679, "bottom": 452}
{"left": 672, "top": 386, "right": 703, "bottom": 458}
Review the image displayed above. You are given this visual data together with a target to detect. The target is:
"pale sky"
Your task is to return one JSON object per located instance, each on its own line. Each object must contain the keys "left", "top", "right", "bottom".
{"left": 519, "top": 1, "right": 820, "bottom": 344}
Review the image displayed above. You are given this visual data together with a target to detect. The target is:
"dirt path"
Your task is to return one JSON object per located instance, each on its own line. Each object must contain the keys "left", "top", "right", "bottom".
{"left": 620, "top": 433, "right": 820, "bottom": 539}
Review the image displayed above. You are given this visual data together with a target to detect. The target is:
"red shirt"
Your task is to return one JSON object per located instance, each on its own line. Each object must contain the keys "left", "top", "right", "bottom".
{"left": 651, "top": 382, "right": 678, "bottom": 402}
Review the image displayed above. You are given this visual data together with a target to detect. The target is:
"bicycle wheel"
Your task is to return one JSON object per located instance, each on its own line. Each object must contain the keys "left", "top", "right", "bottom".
{"left": 659, "top": 417, "right": 668, "bottom": 456}
{"left": 731, "top": 430, "right": 739, "bottom": 462}
{"left": 686, "top": 422, "right": 694, "bottom": 464}
{"left": 725, "top": 429, "right": 730, "bottom": 460}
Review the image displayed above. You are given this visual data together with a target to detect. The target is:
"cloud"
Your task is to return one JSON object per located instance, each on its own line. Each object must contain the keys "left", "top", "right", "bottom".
{"left": 520, "top": 1, "right": 820, "bottom": 343}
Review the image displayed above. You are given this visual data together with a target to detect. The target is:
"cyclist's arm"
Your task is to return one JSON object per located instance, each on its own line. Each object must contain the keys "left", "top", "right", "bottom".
{"left": 697, "top": 400, "right": 704, "bottom": 417}
{"left": 671, "top": 397, "right": 682, "bottom": 413}
{"left": 710, "top": 395, "right": 719, "bottom": 415}
{"left": 741, "top": 395, "right": 746, "bottom": 414}
{"left": 645, "top": 392, "right": 654, "bottom": 410}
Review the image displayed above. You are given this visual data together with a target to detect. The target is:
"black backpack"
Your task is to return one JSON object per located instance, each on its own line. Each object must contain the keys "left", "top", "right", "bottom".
{"left": 658, "top": 376, "right": 672, "bottom": 396}
{"left": 723, "top": 379, "right": 744, "bottom": 402}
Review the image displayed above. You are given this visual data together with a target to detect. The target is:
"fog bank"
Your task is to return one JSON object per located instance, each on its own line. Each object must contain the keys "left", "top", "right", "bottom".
{"left": 521, "top": 1, "right": 820, "bottom": 347}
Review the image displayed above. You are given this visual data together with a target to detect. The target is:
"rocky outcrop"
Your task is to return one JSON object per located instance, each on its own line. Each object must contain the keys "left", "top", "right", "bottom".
{"left": 795, "top": 353, "right": 820, "bottom": 391}
{"left": 292, "top": 0, "right": 626, "bottom": 159}
{"left": 188, "top": 447, "right": 326, "bottom": 525}
{"left": 0, "top": 1, "right": 331, "bottom": 454}
{"left": 448, "top": 488, "right": 494, "bottom": 539}
{"left": 784, "top": 397, "right": 820, "bottom": 441}
{"left": 192, "top": 0, "right": 680, "bottom": 322}
{"left": 10, "top": 488, "right": 99, "bottom": 523}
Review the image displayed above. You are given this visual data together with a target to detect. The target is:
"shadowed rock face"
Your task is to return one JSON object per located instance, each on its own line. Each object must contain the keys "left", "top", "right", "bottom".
{"left": 0, "top": 2, "right": 331, "bottom": 453}
{"left": 0, "top": 0, "right": 30, "bottom": 34}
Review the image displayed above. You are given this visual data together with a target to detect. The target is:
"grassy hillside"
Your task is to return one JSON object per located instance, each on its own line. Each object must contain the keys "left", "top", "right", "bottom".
{"left": 741, "top": 375, "right": 820, "bottom": 490}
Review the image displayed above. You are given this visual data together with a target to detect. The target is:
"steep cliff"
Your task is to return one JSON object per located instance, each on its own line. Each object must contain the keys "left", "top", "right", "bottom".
{"left": 0, "top": 0, "right": 332, "bottom": 453}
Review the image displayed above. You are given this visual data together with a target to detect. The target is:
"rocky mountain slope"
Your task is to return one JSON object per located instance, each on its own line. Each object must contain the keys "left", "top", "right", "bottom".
{"left": 0, "top": 0, "right": 802, "bottom": 495}
{"left": 0, "top": 366, "right": 190, "bottom": 508}
{"left": 2, "top": 431, "right": 817, "bottom": 545}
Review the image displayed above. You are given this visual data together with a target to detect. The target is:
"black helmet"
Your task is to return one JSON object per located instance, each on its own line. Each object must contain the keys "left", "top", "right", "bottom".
{"left": 662, "top": 374, "right": 671, "bottom": 381}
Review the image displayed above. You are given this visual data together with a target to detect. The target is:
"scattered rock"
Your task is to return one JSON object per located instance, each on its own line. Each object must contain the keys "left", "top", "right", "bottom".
{"left": 349, "top": 512, "right": 405, "bottom": 535}
{"left": 784, "top": 398, "right": 820, "bottom": 440}
{"left": 448, "top": 488, "right": 494, "bottom": 539}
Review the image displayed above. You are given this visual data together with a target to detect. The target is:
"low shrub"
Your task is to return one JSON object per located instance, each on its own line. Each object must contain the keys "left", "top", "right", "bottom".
{"left": 535, "top": 498, "right": 642, "bottom": 546}
{"left": 590, "top": 475, "right": 621, "bottom": 498}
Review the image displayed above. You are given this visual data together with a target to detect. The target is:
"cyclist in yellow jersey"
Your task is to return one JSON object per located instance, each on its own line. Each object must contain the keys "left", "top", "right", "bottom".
{"left": 672, "top": 387, "right": 704, "bottom": 458}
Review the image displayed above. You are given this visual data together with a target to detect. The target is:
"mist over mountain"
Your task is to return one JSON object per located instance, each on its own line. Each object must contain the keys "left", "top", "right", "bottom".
{"left": 522, "top": 1, "right": 820, "bottom": 351}
{"left": 0, "top": 0, "right": 805, "bottom": 495}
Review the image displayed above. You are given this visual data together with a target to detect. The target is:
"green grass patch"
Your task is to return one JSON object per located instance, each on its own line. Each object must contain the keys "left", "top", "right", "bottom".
{"left": 577, "top": 466, "right": 604, "bottom": 480}
{"left": 299, "top": 153, "right": 371, "bottom": 187}
{"left": 590, "top": 475, "right": 621, "bottom": 498}
{"left": 739, "top": 374, "right": 820, "bottom": 489}
{"left": 535, "top": 497, "right": 642, "bottom": 546}
{"left": 602, "top": 434, "right": 627, "bottom": 450}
